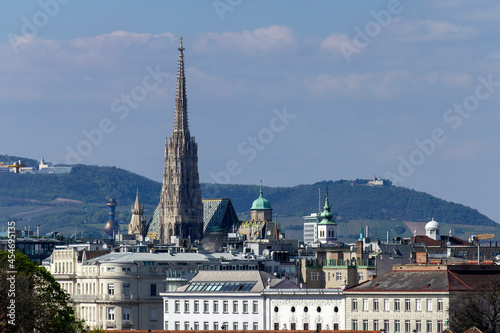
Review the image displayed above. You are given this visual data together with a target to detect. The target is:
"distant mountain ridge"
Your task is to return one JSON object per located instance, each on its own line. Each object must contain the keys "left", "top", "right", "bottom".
{"left": 0, "top": 156, "right": 496, "bottom": 233}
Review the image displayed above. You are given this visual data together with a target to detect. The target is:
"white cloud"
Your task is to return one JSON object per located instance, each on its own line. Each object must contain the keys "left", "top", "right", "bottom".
{"left": 193, "top": 25, "right": 297, "bottom": 55}
{"left": 392, "top": 19, "right": 475, "bottom": 42}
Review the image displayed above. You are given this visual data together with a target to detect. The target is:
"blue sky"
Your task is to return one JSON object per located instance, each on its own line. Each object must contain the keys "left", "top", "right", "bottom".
{"left": 2, "top": 1, "right": 500, "bottom": 223}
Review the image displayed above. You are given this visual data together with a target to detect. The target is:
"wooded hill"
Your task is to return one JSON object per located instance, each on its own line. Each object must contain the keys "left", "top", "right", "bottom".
{"left": 0, "top": 156, "right": 496, "bottom": 239}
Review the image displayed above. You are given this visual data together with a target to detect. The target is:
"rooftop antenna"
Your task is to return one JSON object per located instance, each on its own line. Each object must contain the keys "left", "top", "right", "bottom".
{"left": 318, "top": 188, "right": 321, "bottom": 214}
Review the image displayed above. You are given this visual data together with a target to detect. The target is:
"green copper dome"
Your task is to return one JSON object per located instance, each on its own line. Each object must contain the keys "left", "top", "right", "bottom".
{"left": 318, "top": 192, "right": 336, "bottom": 225}
{"left": 250, "top": 185, "right": 272, "bottom": 210}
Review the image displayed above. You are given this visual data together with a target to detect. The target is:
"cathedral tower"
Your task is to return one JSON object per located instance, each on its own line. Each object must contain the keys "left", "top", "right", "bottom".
{"left": 159, "top": 38, "right": 203, "bottom": 244}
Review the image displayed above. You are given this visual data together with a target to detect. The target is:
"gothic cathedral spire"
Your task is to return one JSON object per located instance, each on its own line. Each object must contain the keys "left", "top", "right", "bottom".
{"left": 159, "top": 37, "right": 204, "bottom": 244}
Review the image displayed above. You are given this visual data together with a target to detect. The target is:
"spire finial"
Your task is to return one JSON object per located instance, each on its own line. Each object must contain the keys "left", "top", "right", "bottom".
{"left": 179, "top": 36, "right": 184, "bottom": 51}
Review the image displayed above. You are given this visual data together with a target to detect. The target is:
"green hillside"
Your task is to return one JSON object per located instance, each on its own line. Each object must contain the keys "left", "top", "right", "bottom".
{"left": 0, "top": 156, "right": 497, "bottom": 240}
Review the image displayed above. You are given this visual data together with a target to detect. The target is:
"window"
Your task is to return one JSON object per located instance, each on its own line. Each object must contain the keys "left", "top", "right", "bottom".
{"left": 253, "top": 301, "right": 259, "bottom": 313}
{"left": 175, "top": 300, "right": 180, "bottom": 313}
{"left": 303, "top": 323, "right": 309, "bottom": 330}
{"left": 395, "top": 298, "right": 400, "bottom": 311}
{"left": 233, "top": 301, "right": 238, "bottom": 313}
{"left": 316, "top": 324, "right": 322, "bottom": 331}
{"left": 363, "top": 320, "right": 368, "bottom": 330}
{"left": 222, "top": 300, "right": 228, "bottom": 313}
{"left": 107, "top": 307, "right": 115, "bottom": 321}
{"left": 223, "top": 322, "right": 228, "bottom": 330}
{"left": 416, "top": 299, "right": 422, "bottom": 311}
{"left": 336, "top": 272, "right": 342, "bottom": 281}
{"left": 405, "top": 320, "right": 411, "bottom": 333}
{"left": 164, "top": 300, "right": 168, "bottom": 313}
{"left": 426, "top": 299, "right": 432, "bottom": 311}
{"left": 243, "top": 301, "right": 248, "bottom": 313}
{"left": 165, "top": 321, "right": 168, "bottom": 330}
{"left": 150, "top": 283, "right": 157, "bottom": 296}
{"left": 194, "top": 322, "right": 199, "bottom": 330}
{"left": 175, "top": 322, "right": 181, "bottom": 330}
{"left": 243, "top": 322, "right": 249, "bottom": 330}
{"left": 304, "top": 306, "right": 308, "bottom": 312}
{"left": 184, "top": 300, "right": 190, "bottom": 313}
{"left": 373, "top": 299, "right": 379, "bottom": 311}
{"left": 384, "top": 320, "right": 390, "bottom": 332}
{"left": 352, "top": 320, "right": 358, "bottom": 330}
{"left": 213, "top": 322, "right": 219, "bottom": 330}
{"left": 426, "top": 320, "right": 432, "bottom": 333}
{"left": 359, "top": 273, "right": 364, "bottom": 281}
{"left": 290, "top": 323, "right": 296, "bottom": 330}
{"left": 150, "top": 308, "right": 157, "bottom": 321}
{"left": 437, "top": 299, "right": 443, "bottom": 311}
{"left": 405, "top": 298, "right": 411, "bottom": 311}
{"left": 384, "top": 298, "right": 390, "bottom": 311}
{"left": 352, "top": 299, "right": 358, "bottom": 311}
{"left": 363, "top": 299, "right": 369, "bottom": 311}
{"left": 185, "top": 322, "right": 190, "bottom": 330}
{"left": 204, "top": 322, "right": 209, "bottom": 330}
{"left": 122, "top": 283, "right": 130, "bottom": 295}
{"left": 204, "top": 301, "right": 209, "bottom": 313}
{"left": 234, "top": 323, "right": 239, "bottom": 330}
{"left": 373, "top": 320, "right": 379, "bottom": 330}
{"left": 437, "top": 320, "right": 443, "bottom": 332}
{"left": 107, "top": 283, "right": 114, "bottom": 295}
{"left": 254, "top": 323, "right": 259, "bottom": 330}
{"left": 193, "top": 300, "right": 199, "bottom": 312}
{"left": 214, "top": 300, "right": 219, "bottom": 313}
{"left": 122, "top": 308, "right": 131, "bottom": 321}
{"left": 416, "top": 320, "right": 421, "bottom": 332}
{"left": 310, "top": 272, "right": 320, "bottom": 281}
{"left": 394, "top": 320, "right": 400, "bottom": 332}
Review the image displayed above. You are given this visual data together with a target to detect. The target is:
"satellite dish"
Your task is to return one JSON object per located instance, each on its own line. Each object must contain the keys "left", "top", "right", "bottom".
{"left": 262, "top": 249, "right": 270, "bottom": 257}
{"left": 102, "top": 244, "right": 108, "bottom": 249}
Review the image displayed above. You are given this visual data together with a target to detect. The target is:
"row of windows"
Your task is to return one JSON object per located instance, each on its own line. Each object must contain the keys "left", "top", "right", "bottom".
{"left": 167, "top": 300, "right": 258, "bottom": 314}
{"left": 352, "top": 319, "right": 445, "bottom": 332}
{"left": 105, "top": 307, "right": 157, "bottom": 322}
{"left": 352, "top": 298, "right": 444, "bottom": 312}
{"left": 167, "top": 321, "right": 259, "bottom": 330}
{"left": 273, "top": 306, "right": 331, "bottom": 313}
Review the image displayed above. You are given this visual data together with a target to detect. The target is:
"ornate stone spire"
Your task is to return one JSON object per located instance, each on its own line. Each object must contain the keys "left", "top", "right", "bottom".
{"left": 174, "top": 36, "right": 189, "bottom": 134}
{"left": 158, "top": 37, "right": 204, "bottom": 244}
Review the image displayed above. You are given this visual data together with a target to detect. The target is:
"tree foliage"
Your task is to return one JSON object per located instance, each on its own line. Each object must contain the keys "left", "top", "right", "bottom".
{"left": 450, "top": 280, "right": 500, "bottom": 333}
{"left": 0, "top": 250, "right": 83, "bottom": 333}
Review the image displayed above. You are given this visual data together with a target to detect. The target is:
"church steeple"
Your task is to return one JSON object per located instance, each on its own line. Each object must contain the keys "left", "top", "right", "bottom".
{"left": 174, "top": 37, "right": 189, "bottom": 134}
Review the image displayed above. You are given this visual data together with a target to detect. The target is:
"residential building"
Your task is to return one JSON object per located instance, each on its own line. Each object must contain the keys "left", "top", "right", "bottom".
{"left": 48, "top": 247, "right": 252, "bottom": 330}
{"left": 344, "top": 263, "right": 500, "bottom": 332}
{"left": 161, "top": 270, "right": 297, "bottom": 331}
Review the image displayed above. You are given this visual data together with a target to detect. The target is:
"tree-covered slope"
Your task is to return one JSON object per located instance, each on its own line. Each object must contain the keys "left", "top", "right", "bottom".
{"left": 0, "top": 159, "right": 496, "bottom": 228}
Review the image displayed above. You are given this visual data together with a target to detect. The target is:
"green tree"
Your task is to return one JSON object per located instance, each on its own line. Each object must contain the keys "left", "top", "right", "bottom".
{"left": 450, "top": 280, "right": 500, "bottom": 333}
{"left": 0, "top": 250, "right": 83, "bottom": 333}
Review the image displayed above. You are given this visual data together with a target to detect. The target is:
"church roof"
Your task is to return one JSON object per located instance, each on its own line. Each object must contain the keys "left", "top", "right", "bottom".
{"left": 251, "top": 185, "right": 272, "bottom": 210}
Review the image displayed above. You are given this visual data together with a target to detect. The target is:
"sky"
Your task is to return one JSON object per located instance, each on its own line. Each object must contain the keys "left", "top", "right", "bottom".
{"left": 2, "top": 1, "right": 500, "bottom": 222}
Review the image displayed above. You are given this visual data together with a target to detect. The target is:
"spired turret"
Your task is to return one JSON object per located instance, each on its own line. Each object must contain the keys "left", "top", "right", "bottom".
{"left": 128, "top": 190, "right": 147, "bottom": 238}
